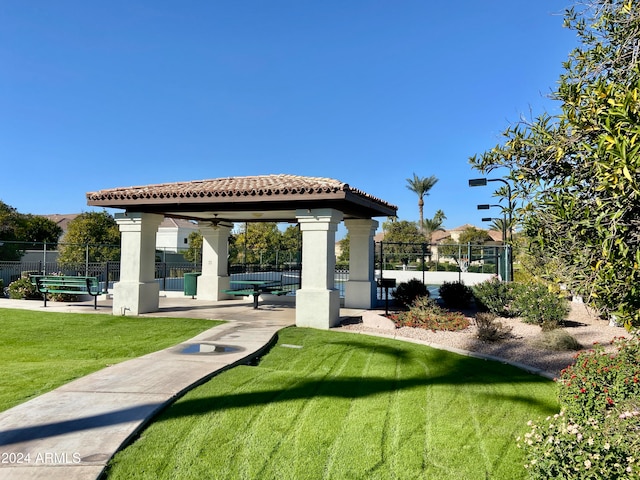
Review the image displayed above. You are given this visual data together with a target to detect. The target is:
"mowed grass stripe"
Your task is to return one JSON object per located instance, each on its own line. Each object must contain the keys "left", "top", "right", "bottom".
{"left": 105, "top": 328, "right": 558, "bottom": 480}
{"left": 252, "top": 344, "right": 358, "bottom": 479}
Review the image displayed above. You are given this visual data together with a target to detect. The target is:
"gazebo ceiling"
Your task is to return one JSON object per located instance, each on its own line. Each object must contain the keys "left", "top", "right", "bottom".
{"left": 86, "top": 174, "right": 397, "bottom": 223}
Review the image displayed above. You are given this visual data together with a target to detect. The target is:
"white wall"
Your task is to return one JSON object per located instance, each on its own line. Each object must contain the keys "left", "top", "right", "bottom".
{"left": 377, "top": 270, "right": 494, "bottom": 286}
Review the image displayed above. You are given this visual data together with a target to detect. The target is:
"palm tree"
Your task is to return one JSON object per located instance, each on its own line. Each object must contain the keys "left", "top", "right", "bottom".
{"left": 405, "top": 173, "right": 438, "bottom": 235}
{"left": 423, "top": 209, "right": 446, "bottom": 241}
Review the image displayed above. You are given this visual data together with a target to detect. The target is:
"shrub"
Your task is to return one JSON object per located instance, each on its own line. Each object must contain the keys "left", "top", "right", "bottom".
{"left": 392, "top": 279, "right": 428, "bottom": 309}
{"left": 392, "top": 296, "right": 469, "bottom": 331}
{"left": 520, "top": 336, "right": 640, "bottom": 479}
{"left": 511, "top": 282, "right": 569, "bottom": 330}
{"left": 520, "top": 408, "right": 639, "bottom": 479}
{"left": 438, "top": 281, "right": 473, "bottom": 309}
{"left": 474, "top": 312, "right": 512, "bottom": 342}
{"left": 557, "top": 337, "right": 640, "bottom": 420}
{"left": 472, "top": 278, "right": 517, "bottom": 316}
{"left": 529, "top": 329, "right": 582, "bottom": 352}
{"left": 8, "top": 276, "right": 40, "bottom": 300}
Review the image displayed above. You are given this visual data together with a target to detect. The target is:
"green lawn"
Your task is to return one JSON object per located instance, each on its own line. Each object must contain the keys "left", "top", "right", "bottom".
{"left": 105, "top": 327, "right": 558, "bottom": 480}
{"left": 0, "top": 308, "right": 221, "bottom": 411}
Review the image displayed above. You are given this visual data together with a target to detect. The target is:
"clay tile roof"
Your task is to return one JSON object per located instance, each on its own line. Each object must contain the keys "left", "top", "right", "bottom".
{"left": 89, "top": 174, "right": 368, "bottom": 201}
{"left": 86, "top": 174, "right": 397, "bottom": 219}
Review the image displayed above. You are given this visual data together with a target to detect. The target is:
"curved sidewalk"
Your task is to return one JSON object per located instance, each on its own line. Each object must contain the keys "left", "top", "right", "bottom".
{"left": 0, "top": 297, "right": 296, "bottom": 480}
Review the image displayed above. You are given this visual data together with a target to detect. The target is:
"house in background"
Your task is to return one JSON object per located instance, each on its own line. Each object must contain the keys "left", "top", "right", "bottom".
{"left": 45, "top": 214, "right": 81, "bottom": 239}
{"left": 155, "top": 217, "right": 199, "bottom": 253}
{"left": 43, "top": 214, "right": 198, "bottom": 254}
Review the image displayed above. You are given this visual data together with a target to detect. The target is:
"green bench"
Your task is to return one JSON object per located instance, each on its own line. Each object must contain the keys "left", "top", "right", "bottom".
{"left": 32, "top": 275, "right": 102, "bottom": 309}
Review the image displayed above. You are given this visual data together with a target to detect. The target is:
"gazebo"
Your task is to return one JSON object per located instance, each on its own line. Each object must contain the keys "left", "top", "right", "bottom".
{"left": 86, "top": 174, "right": 397, "bottom": 329}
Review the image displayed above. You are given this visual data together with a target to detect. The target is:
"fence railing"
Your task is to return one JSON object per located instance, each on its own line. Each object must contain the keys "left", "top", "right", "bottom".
{"left": 0, "top": 261, "right": 357, "bottom": 298}
{"left": 376, "top": 241, "right": 512, "bottom": 281}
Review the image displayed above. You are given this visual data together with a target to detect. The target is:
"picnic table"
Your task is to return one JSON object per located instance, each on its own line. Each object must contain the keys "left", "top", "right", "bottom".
{"left": 222, "top": 280, "right": 279, "bottom": 309}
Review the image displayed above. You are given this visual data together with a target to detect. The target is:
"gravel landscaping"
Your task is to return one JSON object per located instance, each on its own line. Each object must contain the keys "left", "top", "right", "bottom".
{"left": 339, "top": 301, "right": 631, "bottom": 378}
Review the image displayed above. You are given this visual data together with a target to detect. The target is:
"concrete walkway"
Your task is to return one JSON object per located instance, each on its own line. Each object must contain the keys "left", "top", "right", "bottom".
{"left": 0, "top": 296, "right": 320, "bottom": 480}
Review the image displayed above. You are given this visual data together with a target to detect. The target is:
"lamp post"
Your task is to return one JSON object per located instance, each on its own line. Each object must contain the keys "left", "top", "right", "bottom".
{"left": 481, "top": 217, "right": 503, "bottom": 276}
{"left": 480, "top": 216, "right": 506, "bottom": 244}
{"left": 469, "top": 178, "right": 513, "bottom": 241}
{"left": 469, "top": 177, "right": 514, "bottom": 281}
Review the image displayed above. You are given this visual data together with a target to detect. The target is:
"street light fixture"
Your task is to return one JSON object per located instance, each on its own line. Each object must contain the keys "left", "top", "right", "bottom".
{"left": 468, "top": 178, "right": 488, "bottom": 187}
{"left": 469, "top": 178, "right": 513, "bottom": 241}
{"left": 480, "top": 216, "right": 506, "bottom": 244}
{"left": 469, "top": 176, "right": 514, "bottom": 281}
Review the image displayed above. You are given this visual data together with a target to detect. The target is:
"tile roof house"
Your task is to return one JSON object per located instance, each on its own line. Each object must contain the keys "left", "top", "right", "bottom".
{"left": 156, "top": 217, "right": 199, "bottom": 253}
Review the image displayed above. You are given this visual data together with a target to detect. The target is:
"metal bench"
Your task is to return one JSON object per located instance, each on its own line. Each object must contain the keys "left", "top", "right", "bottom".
{"left": 32, "top": 275, "right": 102, "bottom": 309}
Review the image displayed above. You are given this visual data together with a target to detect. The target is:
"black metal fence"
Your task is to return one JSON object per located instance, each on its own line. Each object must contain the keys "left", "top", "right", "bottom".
{"left": 376, "top": 241, "right": 511, "bottom": 278}
{"left": 0, "top": 260, "right": 354, "bottom": 296}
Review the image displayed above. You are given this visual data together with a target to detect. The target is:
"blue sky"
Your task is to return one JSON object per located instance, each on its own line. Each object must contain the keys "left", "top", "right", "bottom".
{"left": 1, "top": 1, "right": 577, "bottom": 237}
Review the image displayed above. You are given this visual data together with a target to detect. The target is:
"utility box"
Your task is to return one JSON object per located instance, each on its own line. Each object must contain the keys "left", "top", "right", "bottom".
{"left": 183, "top": 272, "right": 201, "bottom": 298}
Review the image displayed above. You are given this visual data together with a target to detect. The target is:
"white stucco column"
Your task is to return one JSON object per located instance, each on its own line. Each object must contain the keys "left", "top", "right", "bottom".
{"left": 344, "top": 219, "right": 378, "bottom": 309}
{"left": 113, "top": 212, "right": 163, "bottom": 315}
{"left": 197, "top": 222, "right": 233, "bottom": 300}
{"left": 295, "top": 208, "right": 343, "bottom": 329}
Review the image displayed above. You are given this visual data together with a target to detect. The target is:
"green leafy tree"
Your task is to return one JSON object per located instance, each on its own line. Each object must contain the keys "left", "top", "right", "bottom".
{"left": 470, "top": 1, "right": 640, "bottom": 328}
{"left": 381, "top": 220, "right": 426, "bottom": 268}
{"left": 183, "top": 231, "right": 203, "bottom": 263}
{"left": 337, "top": 234, "right": 350, "bottom": 265}
{"left": 58, "top": 211, "right": 120, "bottom": 265}
{"left": 234, "top": 223, "right": 282, "bottom": 265}
{"left": 19, "top": 215, "right": 63, "bottom": 246}
{"left": 382, "top": 220, "right": 424, "bottom": 244}
{"left": 458, "top": 226, "right": 492, "bottom": 245}
{"left": 280, "top": 224, "right": 301, "bottom": 265}
{"left": 405, "top": 173, "right": 438, "bottom": 235}
{"left": 0, "top": 203, "right": 61, "bottom": 259}
{"left": 0, "top": 201, "right": 26, "bottom": 260}
{"left": 438, "top": 226, "right": 492, "bottom": 264}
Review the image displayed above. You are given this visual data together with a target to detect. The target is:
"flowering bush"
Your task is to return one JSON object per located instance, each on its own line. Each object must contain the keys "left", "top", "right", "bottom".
{"left": 391, "top": 296, "right": 470, "bottom": 331}
{"left": 519, "top": 408, "right": 639, "bottom": 479}
{"left": 558, "top": 337, "right": 640, "bottom": 421}
{"left": 521, "top": 336, "right": 640, "bottom": 479}
{"left": 7, "top": 276, "right": 40, "bottom": 300}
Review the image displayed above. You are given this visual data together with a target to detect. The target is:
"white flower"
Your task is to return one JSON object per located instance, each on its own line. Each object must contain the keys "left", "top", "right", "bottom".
{"left": 584, "top": 460, "right": 592, "bottom": 469}
{"left": 604, "top": 442, "right": 610, "bottom": 450}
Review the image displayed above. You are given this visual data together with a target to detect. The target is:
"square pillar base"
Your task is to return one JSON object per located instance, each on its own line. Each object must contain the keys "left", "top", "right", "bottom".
{"left": 197, "top": 275, "right": 231, "bottom": 301}
{"left": 113, "top": 281, "right": 160, "bottom": 315}
{"left": 296, "top": 289, "right": 341, "bottom": 329}
{"left": 344, "top": 280, "right": 376, "bottom": 309}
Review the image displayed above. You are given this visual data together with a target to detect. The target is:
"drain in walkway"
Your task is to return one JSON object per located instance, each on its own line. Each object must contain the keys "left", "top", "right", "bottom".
{"left": 180, "top": 343, "right": 242, "bottom": 354}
